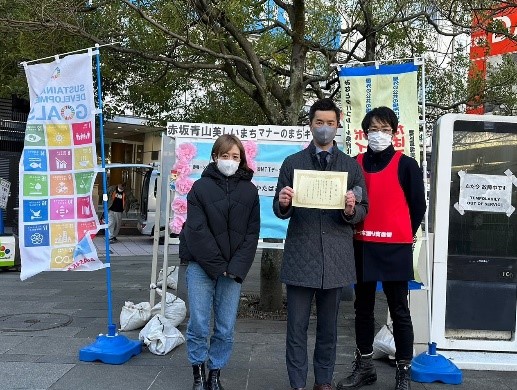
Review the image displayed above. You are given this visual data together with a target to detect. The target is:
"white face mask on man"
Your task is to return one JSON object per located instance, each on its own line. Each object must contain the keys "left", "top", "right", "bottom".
{"left": 367, "top": 131, "right": 393, "bottom": 152}
{"left": 217, "top": 159, "right": 239, "bottom": 176}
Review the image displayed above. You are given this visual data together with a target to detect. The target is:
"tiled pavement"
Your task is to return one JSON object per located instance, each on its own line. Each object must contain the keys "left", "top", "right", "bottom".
{"left": 92, "top": 235, "right": 175, "bottom": 257}
{"left": 1, "top": 235, "right": 517, "bottom": 389}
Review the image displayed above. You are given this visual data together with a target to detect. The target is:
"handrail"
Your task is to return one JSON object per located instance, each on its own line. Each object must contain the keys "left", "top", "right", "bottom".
{"left": 167, "top": 237, "right": 285, "bottom": 249}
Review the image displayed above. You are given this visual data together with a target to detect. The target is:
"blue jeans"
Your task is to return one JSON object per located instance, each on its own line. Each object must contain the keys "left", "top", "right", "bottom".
{"left": 186, "top": 262, "right": 242, "bottom": 370}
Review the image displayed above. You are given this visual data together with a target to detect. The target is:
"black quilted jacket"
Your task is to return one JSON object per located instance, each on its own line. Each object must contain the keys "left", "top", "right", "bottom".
{"left": 179, "top": 162, "right": 260, "bottom": 282}
{"left": 273, "top": 141, "right": 368, "bottom": 289}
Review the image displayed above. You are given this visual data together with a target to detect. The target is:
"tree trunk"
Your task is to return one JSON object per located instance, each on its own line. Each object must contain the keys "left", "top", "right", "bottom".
{"left": 258, "top": 239, "right": 283, "bottom": 312}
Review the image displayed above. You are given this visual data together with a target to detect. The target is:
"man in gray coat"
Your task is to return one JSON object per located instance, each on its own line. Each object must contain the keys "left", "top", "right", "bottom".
{"left": 273, "top": 98, "right": 368, "bottom": 390}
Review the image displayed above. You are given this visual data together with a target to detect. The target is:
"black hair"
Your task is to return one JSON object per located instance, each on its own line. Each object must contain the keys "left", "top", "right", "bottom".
{"left": 308, "top": 98, "right": 340, "bottom": 124}
{"left": 361, "top": 106, "right": 398, "bottom": 134}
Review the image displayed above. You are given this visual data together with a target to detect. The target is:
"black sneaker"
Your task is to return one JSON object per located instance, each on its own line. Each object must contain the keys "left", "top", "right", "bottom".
{"left": 109, "top": 237, "right": 117, "bottom": 243}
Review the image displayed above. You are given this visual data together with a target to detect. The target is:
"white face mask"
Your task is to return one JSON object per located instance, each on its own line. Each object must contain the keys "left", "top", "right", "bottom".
{"left": 216, "top": 159, "right": 239, "bottom": 176}
{"left": 367, "top": 131, "right": 393, "bottom": 152}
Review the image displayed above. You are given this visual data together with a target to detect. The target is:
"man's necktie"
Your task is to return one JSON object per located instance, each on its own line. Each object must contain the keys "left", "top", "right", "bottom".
{"left": 319, "top": 151, "right": 329, "bottom": 170}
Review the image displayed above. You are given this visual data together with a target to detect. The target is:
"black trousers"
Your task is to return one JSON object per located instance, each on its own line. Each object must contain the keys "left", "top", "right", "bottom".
{"left": 286, "top": 285, "right": 342, "bottom": 388}
{"left": 354, "top": 280, "right": 414, "bottom": 361}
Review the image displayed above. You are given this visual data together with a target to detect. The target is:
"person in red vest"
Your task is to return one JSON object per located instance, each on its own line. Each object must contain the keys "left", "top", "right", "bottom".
{"left": 337, "top": 107, "right": 426, "bottom": 390}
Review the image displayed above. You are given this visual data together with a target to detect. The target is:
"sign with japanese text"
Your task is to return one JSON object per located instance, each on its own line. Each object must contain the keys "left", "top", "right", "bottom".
{"left": 454, "top": 170, "right": 517, "bottom": 216}
{"left": 19, "top": 52, "right": 104, "bottom": 281}
{"left": 169, "top": 135, "right": 313, "bottom": 239}
{"left": 338, "top": 63, "right": 420, "bottom": 160}
{"left": 167, "top": 122, "right": 344, "bottom": 144}
{"left": 0, "top": 178, "right": 10, "bottom": 209}
{"left": 168, "top": 123, "right": 311, "bottom": 141}
{"left": 292, "top": 169, "right": 347, "bottom": 209}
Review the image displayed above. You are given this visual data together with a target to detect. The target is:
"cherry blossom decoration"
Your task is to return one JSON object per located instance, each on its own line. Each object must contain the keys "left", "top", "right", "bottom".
{"left": 173, "top": 160, "right": 192, "bottom": 177}
{"left": 171, "top": 196, "right": 188, "bottom": 214}
{"left": 176, "top": 142, "right": 197, "bottom": 162}
{"left": 169, "top": 213, "right": 186, "bottom": 235}
{"left": 174, "top": 176, "right": 194, "bottom": 196}
{"left": 170, "top": 142, "right": 197, "bottom": 234}
{"left": 243, "top": 140, "right": 258, "bottom": 172}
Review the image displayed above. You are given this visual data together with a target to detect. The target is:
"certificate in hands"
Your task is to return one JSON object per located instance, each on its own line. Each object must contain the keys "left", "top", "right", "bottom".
{"left": 292, "top": 169, "right": 348, "bottom": 209}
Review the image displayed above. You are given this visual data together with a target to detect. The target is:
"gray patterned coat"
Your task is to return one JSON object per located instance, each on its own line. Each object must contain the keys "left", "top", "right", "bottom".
{"left": 273, "top": 141, "right": 368, "bottom": 289}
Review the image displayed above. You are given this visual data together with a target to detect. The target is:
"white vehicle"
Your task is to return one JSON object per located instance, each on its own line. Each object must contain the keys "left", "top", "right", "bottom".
{"left": 137, "top": 167, "right": 177, "bottom": 239}
{"left": 137, "top": 168, "right": 160, "bottom": 236}
{"left": 100, "top": 163, "right": 159, "bottom": 236}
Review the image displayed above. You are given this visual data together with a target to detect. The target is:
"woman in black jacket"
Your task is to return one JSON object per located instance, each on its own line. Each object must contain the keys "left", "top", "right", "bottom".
{"left": 180, "top": 134, "right": 260, "bottom": 390}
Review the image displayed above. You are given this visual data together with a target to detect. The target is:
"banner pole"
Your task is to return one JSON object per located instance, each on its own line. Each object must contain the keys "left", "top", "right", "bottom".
{"left": 159, "top": 164, "right": 173, "bottom": 316}
{"left": 420, "top": 59, "right": 432, "bottom": 337}
{"left": 79, "top": 45, "right": 141, "bottom": 364}
{"left": 23, "top": 42, "right": 122, "bottom": 65}
{"left": 94, "top": 46, "right": 115, "bottom": 335}
{"left": 149, "top": 134, "right": 165, "bottom": 307}
{"left": 411, "top": 58, "right": 462, "bottom": 384}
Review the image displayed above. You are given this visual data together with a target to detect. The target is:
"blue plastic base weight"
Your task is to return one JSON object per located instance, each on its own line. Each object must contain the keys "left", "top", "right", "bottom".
{"left": 411, "top": 342, "right": 462, "bottom": 384}
{"left": 79, "top": 333, "right": 142, "bottom": 365}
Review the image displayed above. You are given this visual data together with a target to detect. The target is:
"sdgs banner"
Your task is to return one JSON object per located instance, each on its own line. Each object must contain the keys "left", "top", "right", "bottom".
{"left": 19, "top": 52, "right": 104, "bottom": 280}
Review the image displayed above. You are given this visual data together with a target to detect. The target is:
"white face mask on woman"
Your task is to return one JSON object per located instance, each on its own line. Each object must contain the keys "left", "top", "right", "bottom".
{"left": 367, "top": 131, "right": 393, "bottom": 152}
{"left": 217, "top": 159, "right": 239, "bottom": 176}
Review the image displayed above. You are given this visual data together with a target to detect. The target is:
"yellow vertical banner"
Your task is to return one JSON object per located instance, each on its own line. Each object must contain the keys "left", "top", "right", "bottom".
{"left": 339, "top": 63, "right": 421, "bottom": 161}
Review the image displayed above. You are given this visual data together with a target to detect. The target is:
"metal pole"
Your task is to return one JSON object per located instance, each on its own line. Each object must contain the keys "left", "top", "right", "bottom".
{"left": 419, "top": 57, "right": 433, "bottom": 342}
{"left": 149, "top": 134, "right": 165, "bottom": 307}
{"left": 22, "top": 42, "right": 121, "bottom": 65}
{"left": 94, "top": 44, "right": 116, "bottom": 337}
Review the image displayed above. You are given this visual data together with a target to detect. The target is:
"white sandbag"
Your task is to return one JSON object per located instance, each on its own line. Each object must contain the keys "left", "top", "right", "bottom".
{"left": 139, "top": 314, "right": 185, "bottom": 355}
{"left": 151, "top": 287, "right": 187, "bottom": 327}
{"left": 157, "top": 265, "right": 179, "bottom": 290}
{"left": 119, "top": 301, "right": 152, "bottom": 331}
{"left": 372, "top": 324, "right": 396, "bottom": 359}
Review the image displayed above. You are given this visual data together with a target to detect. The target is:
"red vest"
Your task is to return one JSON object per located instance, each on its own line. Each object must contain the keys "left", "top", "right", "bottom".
{"left": 354, "top": 151, "right": 413, "bottom": 244}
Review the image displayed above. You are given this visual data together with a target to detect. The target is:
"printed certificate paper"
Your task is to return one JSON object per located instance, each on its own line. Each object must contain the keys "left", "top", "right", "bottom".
{"left": 292, "top": 169, "right": 348, "bottom": 209}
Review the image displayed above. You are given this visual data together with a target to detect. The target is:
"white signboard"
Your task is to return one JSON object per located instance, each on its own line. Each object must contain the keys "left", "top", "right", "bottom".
{"left": 169, "top": 136, "right": 310, "bottom": 239}
{"left": 454, "top": 170, "right": 517, "bottom": 216}
{"left": 0, "top": 178, "right": 10, "bottom": 209}
{"left": 167, "top": 122, "right": 343, "bottom": 143}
